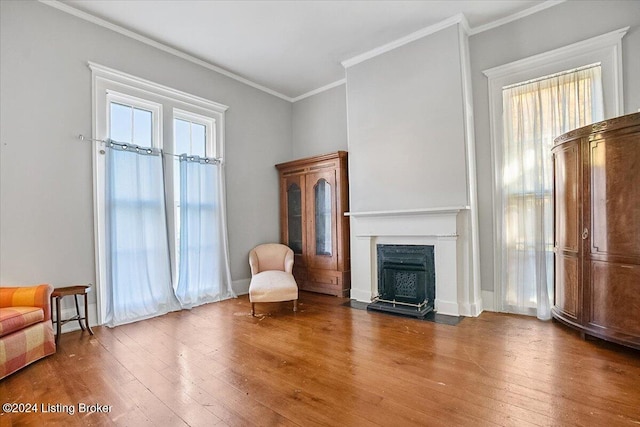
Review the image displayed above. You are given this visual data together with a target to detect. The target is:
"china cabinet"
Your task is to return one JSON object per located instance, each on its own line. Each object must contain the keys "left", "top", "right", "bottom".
{"left": 276, "top": 151, "right": 350, "bottom": 296}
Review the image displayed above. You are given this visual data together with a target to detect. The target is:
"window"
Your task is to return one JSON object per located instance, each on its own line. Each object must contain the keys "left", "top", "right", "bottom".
{"left": 110, "top": 104, "right": 152, "bottom": 147}
{"left": 91, "top": 63, "right": 231, "bottom": 325}
{"left": 174, "top": 114, "right": 210, "bottom": 156}
{"left": 106, "top": 95, "right": 163, "bottom": 285}
{"left": 172, "top": 110, "right": 215, "bottom": 277}
{"left": 500, "top": 65, "right": 603, "bottom": 317}
{"left": 484, "top": 27, "right": 626, "bottom": 317}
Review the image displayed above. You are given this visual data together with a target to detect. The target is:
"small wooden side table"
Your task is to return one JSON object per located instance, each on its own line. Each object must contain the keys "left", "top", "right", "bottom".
{"left": 51, "top": 285, "right": 94, "bottom": 345}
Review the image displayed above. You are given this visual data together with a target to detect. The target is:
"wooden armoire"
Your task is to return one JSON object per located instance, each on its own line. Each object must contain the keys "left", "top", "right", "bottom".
{"left": 552, "top": 112, "right": 640, "bottom": 350}
{"left": 276, "top": 151, "right": 350, "bottom": 297}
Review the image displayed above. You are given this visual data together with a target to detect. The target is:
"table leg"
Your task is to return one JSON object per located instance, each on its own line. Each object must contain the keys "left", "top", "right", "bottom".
{"left": 55, "top": 296, "right": 61, "bottom": 346}
{"left": 74, "top": 295, "right": 85, "bottom": 331}
{"left": 84, "top": 293, "right": 94, "bottom": 335}
{"left": 50, "top": 295, "right": 55, "bottom": 328}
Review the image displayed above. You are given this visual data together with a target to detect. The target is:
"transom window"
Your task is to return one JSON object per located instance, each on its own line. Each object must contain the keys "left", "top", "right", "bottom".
{"left": 109, "top": 103, "right": 152, "bottom": 147}
{"left": 173, "top": 109, "right": 215, "bottom": 156}
{"left": 106, "top": 91, "right": 161, "bottom": 149}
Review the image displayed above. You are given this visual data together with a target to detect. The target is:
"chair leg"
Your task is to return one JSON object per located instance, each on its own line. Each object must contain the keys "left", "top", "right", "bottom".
{"left": 293, "top": 300, "right": 298, "bottom": 312}
{"left": 251, "top": 303, "right": 255, "bottom": 316}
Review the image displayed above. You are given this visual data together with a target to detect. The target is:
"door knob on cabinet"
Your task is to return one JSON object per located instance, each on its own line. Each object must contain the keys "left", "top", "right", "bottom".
{"left": 582, "top": 228, "right": 589, "bottom": 240}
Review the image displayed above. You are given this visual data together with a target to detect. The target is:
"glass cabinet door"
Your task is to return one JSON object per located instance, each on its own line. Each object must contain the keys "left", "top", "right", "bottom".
{"left": 287, "top": 182, "right": 303, "bottom": 254}
{"left": 314, "top": 179, "right": 332, "bottom": 256}
{"left": 306, "top": 171, "right": 337, "bottom": 270}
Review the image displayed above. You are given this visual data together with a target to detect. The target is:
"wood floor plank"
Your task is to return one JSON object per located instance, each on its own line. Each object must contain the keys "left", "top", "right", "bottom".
{"left": 225, "top": 305, "right": 554, "bottom": 425}
{"left": 215, "top": 322, "right": 500, "bottom": 424}
{"left": 2, "top": 291, "right": 639, "bottom": 426}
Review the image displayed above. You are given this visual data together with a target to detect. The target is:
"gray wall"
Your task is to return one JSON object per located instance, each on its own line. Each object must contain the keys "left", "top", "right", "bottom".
{"left": 470, "top": 0, "right": 640, "bottom": 292}
{"left": 0, "top": 1, "right": 292, "bottom": 300}
{"left": 3, "top": 0, "right": 637, "bottom": 313}
{"left": 346, "top": 25, "right": 468, "bottom": 213}
{"left": 292, "top": 84, "right": 348, "bottom": 158}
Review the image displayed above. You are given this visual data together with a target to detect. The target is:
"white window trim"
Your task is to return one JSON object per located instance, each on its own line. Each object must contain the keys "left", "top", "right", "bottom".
{"left": 482, "top": 27, "right": 627, "bottom": 312}
{"left": 90, "top": 62, "right": 229, "bottom": 325}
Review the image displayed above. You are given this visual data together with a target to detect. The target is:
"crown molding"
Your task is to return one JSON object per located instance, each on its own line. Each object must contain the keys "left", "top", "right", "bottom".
{"left": 341, "top": 13, "right": 467, "bottom": 69}
{"left": 469, "top": 0, "right": 566, "bottom": 36}
{"left": 291, "top": 79, "right": 346, "bottom": 103}
{"left": 459, "top": 14, "right": 471, "bottom": 35}
{"left": 40, "top": 0, "right": 567, "bottom": 103}
{"left": 340, "top": 1, "right": 567, "bottom": 69}
{"left": 39, "top": 0, "right": 294, "bottom": 102}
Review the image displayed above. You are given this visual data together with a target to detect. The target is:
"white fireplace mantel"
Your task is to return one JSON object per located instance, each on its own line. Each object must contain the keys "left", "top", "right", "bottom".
{"left": 346, "top": 206, "right": 470, "bottom": 218}
{"left": 347, "top": 206, "right": 482, "bottom": 317}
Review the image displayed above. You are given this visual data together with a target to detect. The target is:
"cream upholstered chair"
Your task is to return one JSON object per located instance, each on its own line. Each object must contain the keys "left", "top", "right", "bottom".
{"left": 248, "top": 243, "right": 298, "bottom": 315}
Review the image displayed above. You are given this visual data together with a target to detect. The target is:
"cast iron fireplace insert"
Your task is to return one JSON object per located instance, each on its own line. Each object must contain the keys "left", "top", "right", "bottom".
{"left": 367, "top": 244, "right": 435, "bottom": 318}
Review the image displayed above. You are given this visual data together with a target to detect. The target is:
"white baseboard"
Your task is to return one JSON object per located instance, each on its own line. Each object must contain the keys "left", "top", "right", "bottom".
{"left": 56, "top": 282, "right": 251, "bottom": 334}
{"left": 435, "top": 299, "right": 460, "bottom": 316}
{"left": 459, "top": 297, "right": 484, "bottom": 317}
{"left": 56, "top": 280, "right": 251, "bottom": 334}
{"left": 53, "top": 287, "right": 488, "bottom": 333}
{"left": 350, "top": 288, "right": 372, "bottom": 303}
{"left": 232, "top": 278, "right": 250, "bottom": 296}
{"left": 481, "top": 290, "right": 495, "bottom": 312}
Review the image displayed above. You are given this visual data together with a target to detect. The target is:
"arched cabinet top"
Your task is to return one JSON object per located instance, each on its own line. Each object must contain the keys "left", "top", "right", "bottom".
{"left": 553, "top": 112, "right": 640, "bottom": 146}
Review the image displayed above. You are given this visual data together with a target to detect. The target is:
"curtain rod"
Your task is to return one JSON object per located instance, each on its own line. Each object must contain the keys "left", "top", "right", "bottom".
{"left": 78, "top": 135, "right": 222, "bottom": 163}
{"left": 502, "top": 62, "right": 602, "bottom": 91}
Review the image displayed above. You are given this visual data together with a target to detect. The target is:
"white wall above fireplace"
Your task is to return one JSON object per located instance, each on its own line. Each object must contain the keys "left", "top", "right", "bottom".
{"left": 347, "top": 207, "right": 482, "bottom": 317}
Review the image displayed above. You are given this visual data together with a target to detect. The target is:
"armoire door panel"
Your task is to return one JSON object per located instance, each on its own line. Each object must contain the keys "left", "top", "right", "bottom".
{"left": 554, "top": 143, "right": 580, "bottom": 253}
{"left": 555, "top": 254, "right": 579, "bottom": 320}
{"left": 589, "top": 260, "right": 640, "bottom": 337}
{"left": 590, "top": 136, "right": 640, "bottom": 259}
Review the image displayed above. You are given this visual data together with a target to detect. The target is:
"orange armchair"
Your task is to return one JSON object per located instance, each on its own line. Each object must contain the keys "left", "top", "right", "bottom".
{"left": 0, "top": 284, "right": 56, "bottom": 379}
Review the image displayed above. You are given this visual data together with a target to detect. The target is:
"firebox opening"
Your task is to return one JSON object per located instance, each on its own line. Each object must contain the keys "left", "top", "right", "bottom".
{"left": 367, "top": 244, "right": 435, "bottom": 318}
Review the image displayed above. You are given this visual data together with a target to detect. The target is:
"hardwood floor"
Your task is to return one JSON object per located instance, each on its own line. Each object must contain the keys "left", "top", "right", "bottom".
{"left": 2, "top": 291, "right": 639, "bottom": 426}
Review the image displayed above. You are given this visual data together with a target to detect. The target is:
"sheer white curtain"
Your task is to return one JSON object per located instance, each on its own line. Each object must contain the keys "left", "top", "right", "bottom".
{"left": 174, "top": 156, "right": 235, "bottom": 308}
{"left": 105, "top": 143, "right": 181, "bottom": 327}
{"left": 501, "top": 65, "right": 603, "bottom": 319}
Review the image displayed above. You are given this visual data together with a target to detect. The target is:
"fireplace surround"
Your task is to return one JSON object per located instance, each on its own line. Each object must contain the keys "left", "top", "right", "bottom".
{"left": 346, "top": 207, "right": 482, "bottom": 317}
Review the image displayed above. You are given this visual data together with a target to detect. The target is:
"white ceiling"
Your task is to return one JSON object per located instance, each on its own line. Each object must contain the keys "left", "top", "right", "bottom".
{"left": 57, "top": 0, "right": 557, "bottom": 101}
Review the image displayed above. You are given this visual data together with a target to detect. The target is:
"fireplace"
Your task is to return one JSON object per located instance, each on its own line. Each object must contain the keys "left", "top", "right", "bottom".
{"left": 347, "top": 207, "right": 483, "bottom": 317}
{"left": 368, "top": 244, "right": 435, "bottom": 318}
